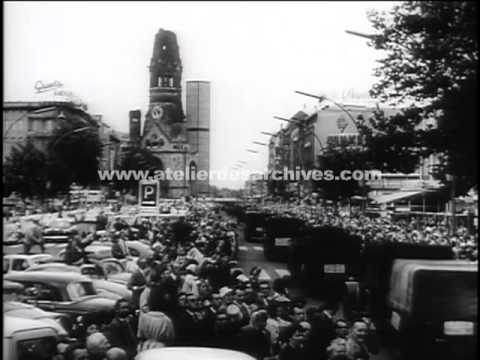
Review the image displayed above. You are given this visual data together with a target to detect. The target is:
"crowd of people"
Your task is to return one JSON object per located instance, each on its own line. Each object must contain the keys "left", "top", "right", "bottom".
{"left": 5, "top": 201, "right": 380, "bottom": 360}
{"left": 4, "top": 195, "right": 477, "bottom": 360}
{"left": 254, "top": 200, "right": 478, "bottom": 261}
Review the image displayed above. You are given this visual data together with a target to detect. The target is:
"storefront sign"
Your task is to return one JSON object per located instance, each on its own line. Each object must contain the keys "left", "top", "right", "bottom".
{"left": 34, "top": 80, "right": 63, "bottom": 93}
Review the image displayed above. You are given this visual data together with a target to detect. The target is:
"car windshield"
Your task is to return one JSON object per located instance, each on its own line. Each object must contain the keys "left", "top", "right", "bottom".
{"left": 17, "top": 336, "right": 57, "bottom": 360}
{"left": 102, "top": 262, "right": 124, "bottom": 275}
{"left": 66, "top": 281, "right": 96, "bottom": 300}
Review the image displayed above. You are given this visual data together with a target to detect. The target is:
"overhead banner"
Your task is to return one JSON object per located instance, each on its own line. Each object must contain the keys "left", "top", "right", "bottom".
{"left": 139, "top": 180, "right": 160, "bottom": 211}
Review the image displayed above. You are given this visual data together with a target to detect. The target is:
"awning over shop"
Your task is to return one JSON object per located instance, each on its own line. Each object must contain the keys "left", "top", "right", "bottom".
{"left": 370, "top": 190, "right": 426, "bottom": 204}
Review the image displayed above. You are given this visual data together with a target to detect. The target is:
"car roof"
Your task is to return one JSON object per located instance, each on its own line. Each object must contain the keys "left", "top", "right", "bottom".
{"left": 4, "top": 271, "right": 92, "bottom": 285}
{"left": 4, "top": 316, "right": 58, "bottom": 337}
{"left": 28, "top": 263, "right": 79, "bottom": 271}
{"left": 135, "top": 347, "right": 255, "bottom": 360}
{"left": 4, "top": 254, "right": 53, "bottom": 260}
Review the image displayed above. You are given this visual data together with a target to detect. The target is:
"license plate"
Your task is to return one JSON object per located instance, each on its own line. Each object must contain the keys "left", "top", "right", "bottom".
{"left": 256, "top": 227, "right": 263, "bottom": 232}
{"left": 324, "top": 264, "right": 345, "bottom": 274}
{"left": 275, "top": 237, "right": 291, "bottom": 246}
{"left": 444, "top": 321, "right": 475, "bottom": 336}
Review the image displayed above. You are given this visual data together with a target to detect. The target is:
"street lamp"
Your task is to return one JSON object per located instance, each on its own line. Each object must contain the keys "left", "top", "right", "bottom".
{"left": 294, "top": 90, "right": 358, "bottom": 129}
{"left": 345, "top": 30, "right": 376, "bottom": 40}
{"left": 247, "top": 149, "right": 259, "bottom": 153}
{"left": 261, "top": 131, "right": 275, "bottom": 136}
{"left": 253, "top": 141, "right": 268, "bottom": 146}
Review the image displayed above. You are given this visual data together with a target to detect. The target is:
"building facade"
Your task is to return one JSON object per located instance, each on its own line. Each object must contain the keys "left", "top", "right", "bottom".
{"left": 267, "top": 102, "right": 441, "bottom": 199}
{"left": 3, "top": 101, "right": 99, "bottom": 163}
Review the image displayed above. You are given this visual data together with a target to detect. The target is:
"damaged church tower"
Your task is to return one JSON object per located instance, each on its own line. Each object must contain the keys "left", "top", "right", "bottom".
{"left": 135, "top": 28, "right": 210, "bottom": 198}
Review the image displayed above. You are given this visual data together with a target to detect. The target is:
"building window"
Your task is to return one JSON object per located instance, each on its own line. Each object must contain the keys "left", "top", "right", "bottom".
{"left": 27, "top": 118, "right": 34, "bottom": 131}
{"left": 158, "top": 76, "right": 162, "bottom": 87}
{"left": 169, "top": 77, "right": 174, "bottom": 87}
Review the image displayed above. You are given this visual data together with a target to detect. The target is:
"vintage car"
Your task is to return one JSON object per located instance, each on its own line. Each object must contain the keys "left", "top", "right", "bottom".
{"left": 4, "top": 280, "right": 26, "bottom": 303}
{"left": 387, "top": 259, "right": 477, "bottom": 360}
{"left": 4, "top": 254, "right": 55, "bottom": 274}
{"left": 4, "top": 301, "right": 71, "bottom": 337}
{"left": 56, "top": 240, "right": 152, "bottom": 264}
{"left": 42, "top": 217, "right": 77, "bottom": 243}
{"left": 4, "top": 316, "right": 59, "bottom": 360}
{"left": 26, "top": 263, "right": 132, "bottom": 301}
{"left": 26, "top": 260, "right": 131, "bottom": 283}
{"left": 3, "top": 271, "right": 116, "bottom": 323}
{"left": 244, "top": 211, "right": 268, "bottom": 243}
{"left": 135, "top": 347, "right": 255, "bottom": 360}
{"left": 263, "top": 215, "right": 306, "bottom": 261}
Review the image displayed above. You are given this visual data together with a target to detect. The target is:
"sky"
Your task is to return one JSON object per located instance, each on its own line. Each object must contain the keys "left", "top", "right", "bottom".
{"left": 4, "top": 1, "right": 398, "bottom": 189}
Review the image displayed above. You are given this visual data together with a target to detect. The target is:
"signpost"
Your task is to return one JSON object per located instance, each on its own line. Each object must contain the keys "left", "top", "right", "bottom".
{"left": 139, "top": 180, "right": 160, "bottom": 213}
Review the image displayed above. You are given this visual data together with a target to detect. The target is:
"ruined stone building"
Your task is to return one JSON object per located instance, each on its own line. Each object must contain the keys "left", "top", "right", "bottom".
{"left": 129, "top": 29, "right": 210, "bottom": 198}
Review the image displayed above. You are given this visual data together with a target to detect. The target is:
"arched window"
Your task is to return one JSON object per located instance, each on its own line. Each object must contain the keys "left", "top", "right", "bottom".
{"left": 189, "top": 161, "right": 197, "bottom": 180}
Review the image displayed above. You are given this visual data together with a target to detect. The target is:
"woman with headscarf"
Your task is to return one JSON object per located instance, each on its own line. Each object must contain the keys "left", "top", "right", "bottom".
{"left": 136, "top": 309, "right": 175, "bottom": 353}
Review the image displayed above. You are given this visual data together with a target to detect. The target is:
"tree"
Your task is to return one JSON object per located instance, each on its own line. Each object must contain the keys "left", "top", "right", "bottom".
{"left": 365, "top": 1, "right": 477, "bottom": 194}
{"left": 4, "top": 141, "right": 49, "bottom": 198}
{"left": 315, "top": 145, "right": 370, "bottom": 201}
{"left": 48, "top": 121, "right": 103, "bottom": 193}
{"left": 356, "top": 107, "right": 426, "bottom": 174}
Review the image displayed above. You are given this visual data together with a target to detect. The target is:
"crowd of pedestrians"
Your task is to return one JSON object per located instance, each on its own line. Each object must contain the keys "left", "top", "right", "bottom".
{"left": 255, "top": 199, "right": 478, "bottom": 261}
{"left": 6, "top": 201, "right": 380, "bottom": 360}
{"left": 4, "top": 195, "right": 476, "bottom": 360}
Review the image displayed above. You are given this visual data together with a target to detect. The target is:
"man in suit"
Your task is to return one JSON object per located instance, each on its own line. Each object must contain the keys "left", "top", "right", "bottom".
{"left": 306, "top": 301, "right": 338, "bottom": 360}
{"left": 111, "top": 233, "right": 129, "bottom": 259}
{"left": 237, "top": 310, "right": 271, "bottom": 360}
{"left": 127, "top": 257, "right": 148, "bottom": 309}
{"left": 106, "top": 299, "right": 137, "bottom": 359}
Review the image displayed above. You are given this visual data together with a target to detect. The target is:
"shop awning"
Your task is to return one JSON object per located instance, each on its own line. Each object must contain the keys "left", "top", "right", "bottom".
{"left": 370, "top": 190, "right": 427, "bottom": 204}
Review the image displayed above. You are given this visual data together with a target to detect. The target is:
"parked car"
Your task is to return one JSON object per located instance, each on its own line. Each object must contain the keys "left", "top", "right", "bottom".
{"left": 3, "top": 271, "right": 116, "bottom": 323}
{"left": 4, "top": 301, "right": 71, "bottom": 337}
{"left": 4, "top": 316, "right": 59, "bottom": 360}
{"left": 27, "top": 261, "right": 131, "bottom": 283}
{"left": 4, "top": 254, "right": 55, "bottom": 274}
{"left": 56, "top": 240, "right": 152, "bottom": 261}
{"left": 26, "top": 263, "right": 132, "bottom": 301}
{"left": 135, "top": 347, "right": 256, "bottom": 360}
{"left": 43, "top": 218, "right": 77, "bottom": 243}
{"left": 3, "top": 280, "right": 25, "bottom": 302}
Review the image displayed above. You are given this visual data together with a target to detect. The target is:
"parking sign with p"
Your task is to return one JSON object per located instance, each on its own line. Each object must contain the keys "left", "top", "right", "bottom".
{"left": 139, "top": 180, "right": 159, "bottom": 209}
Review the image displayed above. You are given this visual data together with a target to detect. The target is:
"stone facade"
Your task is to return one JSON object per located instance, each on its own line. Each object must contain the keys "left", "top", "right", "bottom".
{"left": 138, "top": 29, "right": 210, "bottom": 198}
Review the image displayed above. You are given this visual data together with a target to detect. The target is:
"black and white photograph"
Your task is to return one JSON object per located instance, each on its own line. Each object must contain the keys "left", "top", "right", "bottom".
{"left": 3, "top": 1, "right": 478, "bottom": 360}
